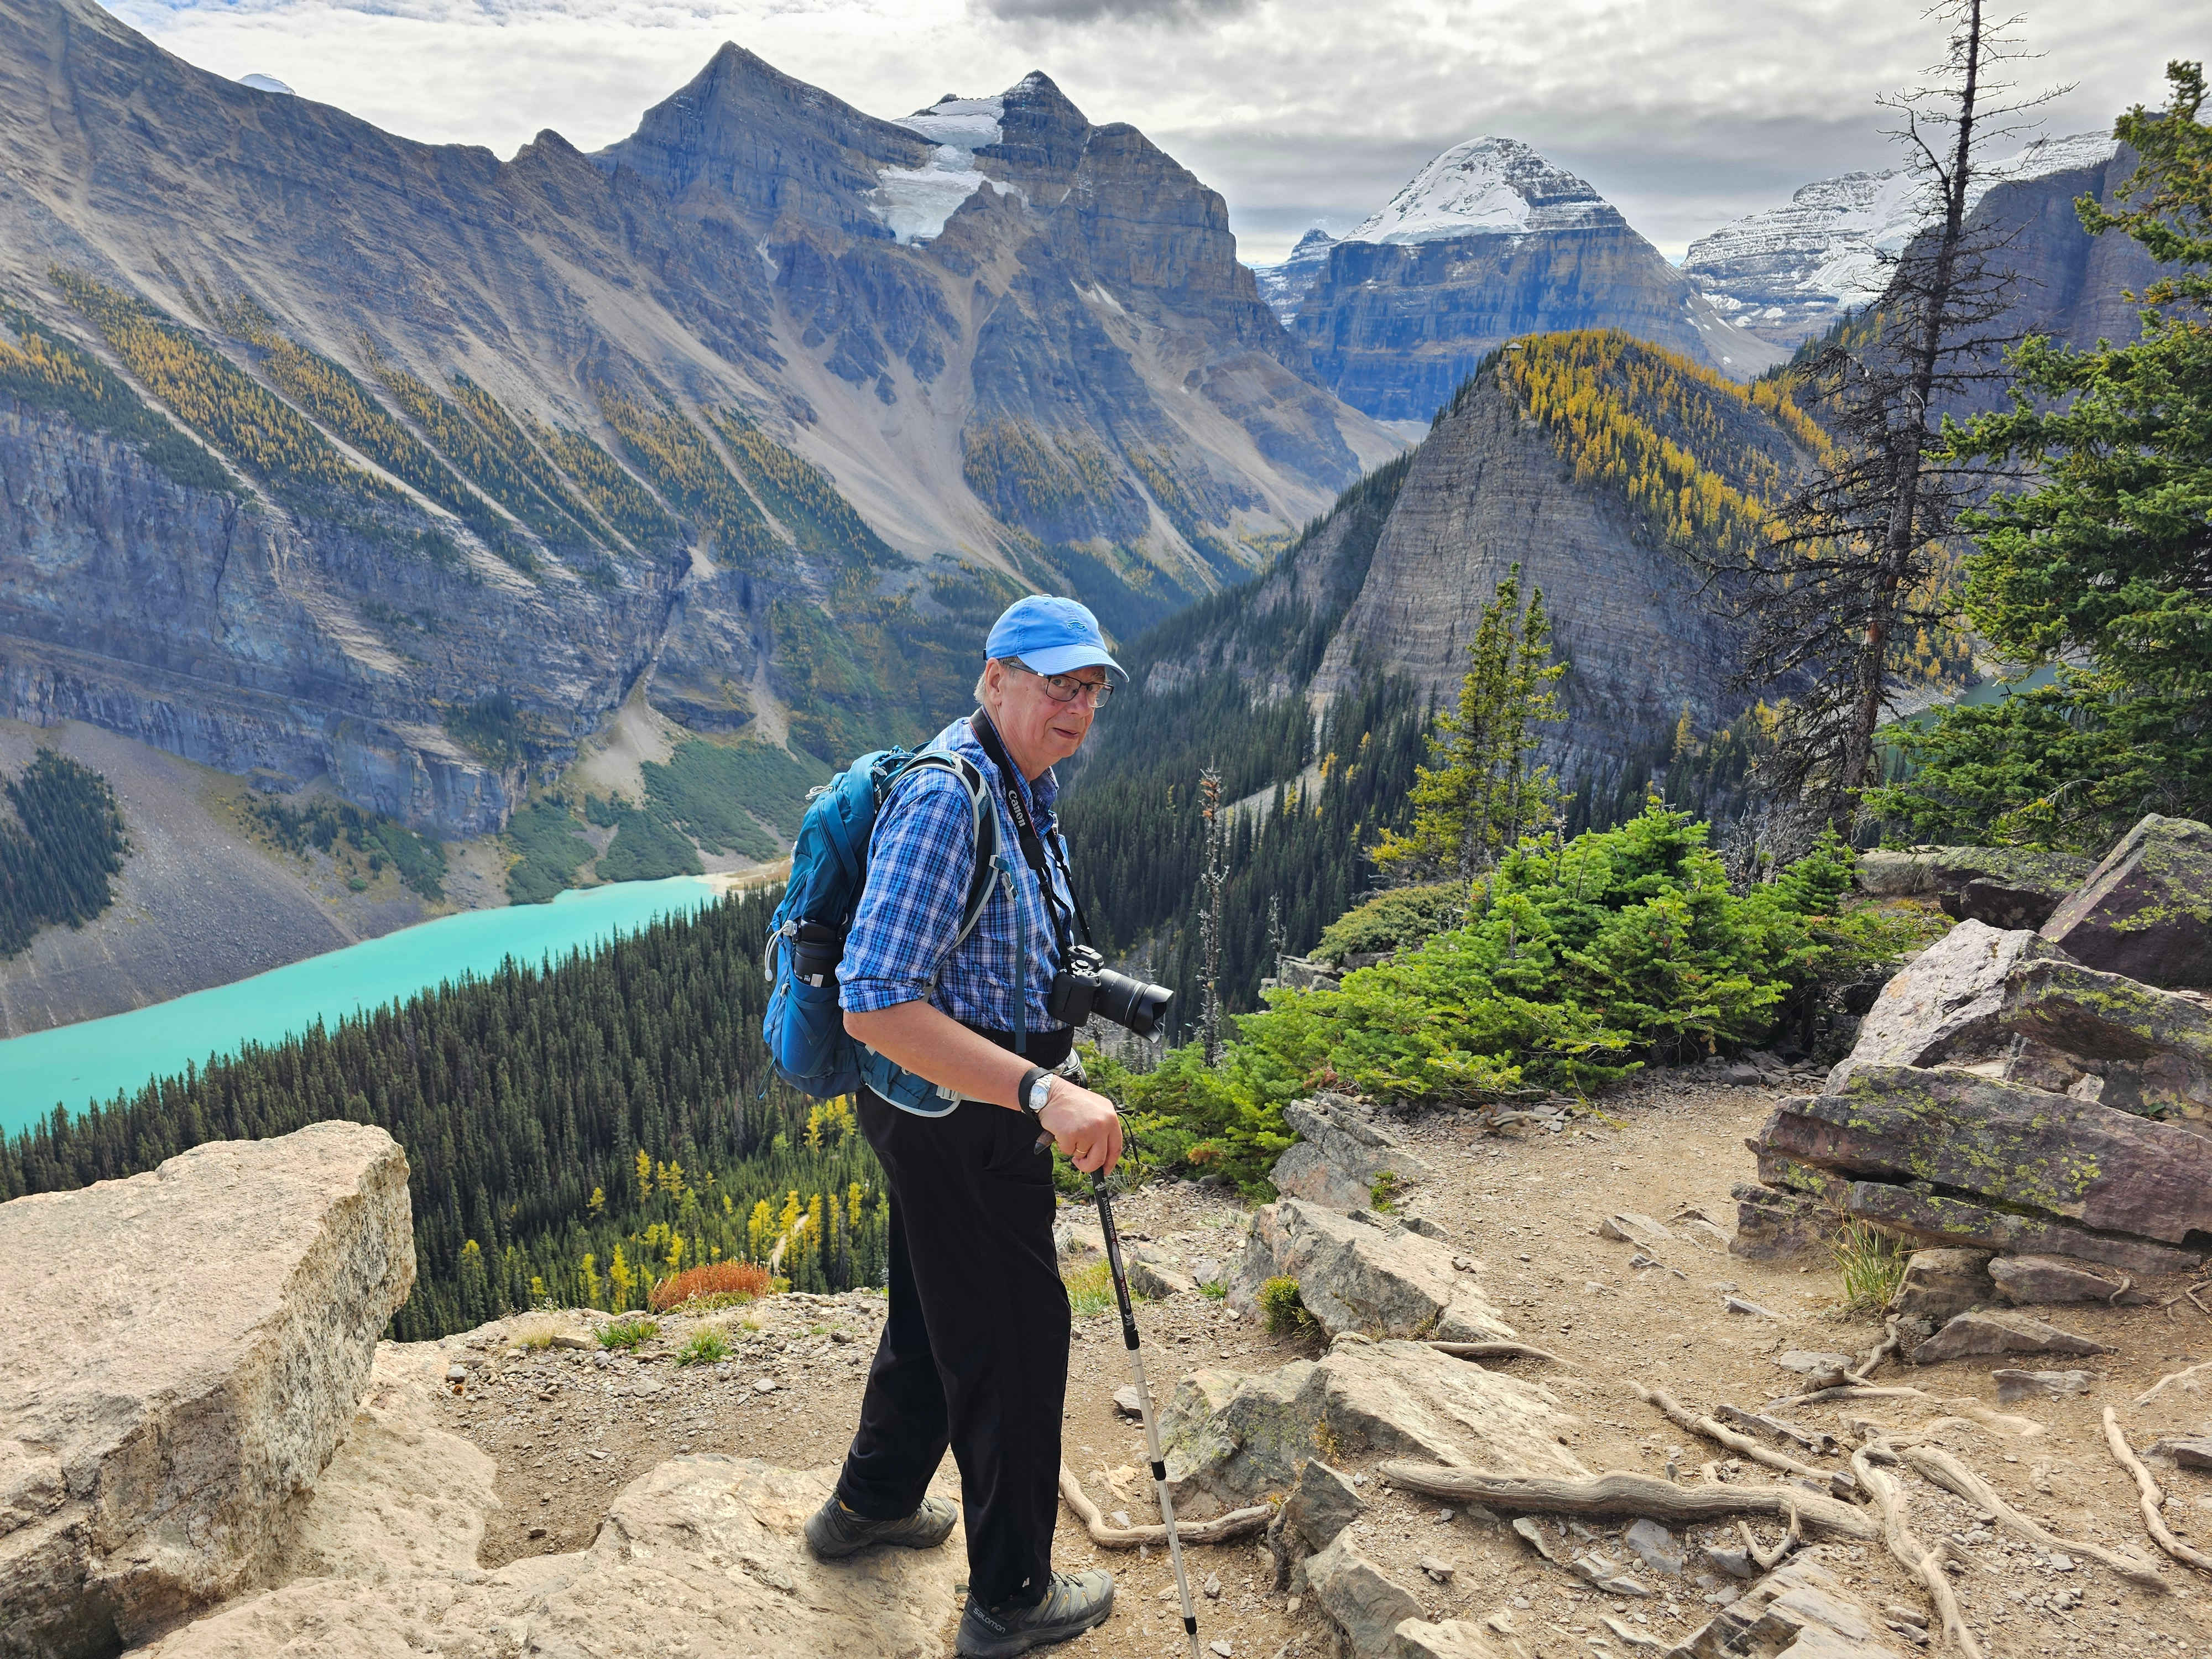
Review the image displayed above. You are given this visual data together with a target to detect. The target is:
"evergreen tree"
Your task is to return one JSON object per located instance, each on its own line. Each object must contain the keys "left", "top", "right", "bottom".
{"left": 1872, "top": 62, "right": 2212, "bottom": 849}
{"left": 1373, "top": 566, "right": 1566, "bottom": 879}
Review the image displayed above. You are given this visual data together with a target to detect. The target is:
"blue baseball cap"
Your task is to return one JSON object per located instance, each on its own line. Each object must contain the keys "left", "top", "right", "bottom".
{"left": 985, "top": 595, "right": 1125, "bottom": 681}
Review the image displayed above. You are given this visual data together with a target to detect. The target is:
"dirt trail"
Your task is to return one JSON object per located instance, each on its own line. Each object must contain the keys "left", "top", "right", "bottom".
{"left": 434, "top": 1075, "right": 2211, "bottom": 1658}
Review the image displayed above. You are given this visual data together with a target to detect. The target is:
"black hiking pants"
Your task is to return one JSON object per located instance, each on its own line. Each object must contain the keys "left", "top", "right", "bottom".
{"left": 834, "top": 1080, "right": 1071, "bottom": 1610}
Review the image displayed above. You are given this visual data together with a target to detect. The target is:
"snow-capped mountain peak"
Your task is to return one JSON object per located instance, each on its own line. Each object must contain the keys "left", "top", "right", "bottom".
{"left": 1347, "top": 137, "right": 1616, "bottom": 246}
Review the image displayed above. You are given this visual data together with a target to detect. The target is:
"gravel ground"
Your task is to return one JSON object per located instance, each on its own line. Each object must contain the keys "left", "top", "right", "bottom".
{"left": 432, "top": 1074, "right": 2212, "bottom": 1658}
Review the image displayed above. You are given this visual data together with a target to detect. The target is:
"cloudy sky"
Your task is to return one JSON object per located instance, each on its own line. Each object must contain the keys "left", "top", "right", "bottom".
{"left": 112, "top": 0, "right": 2191, "bottom": 263}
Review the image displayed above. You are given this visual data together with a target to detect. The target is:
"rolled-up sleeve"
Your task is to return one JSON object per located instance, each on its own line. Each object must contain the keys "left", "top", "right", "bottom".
{"left": 838, "top": 768, "right": 981, "bottom": 1014}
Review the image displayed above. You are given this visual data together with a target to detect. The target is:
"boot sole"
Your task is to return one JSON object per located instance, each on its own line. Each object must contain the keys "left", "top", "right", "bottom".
{"left": 954, "top": 1598, "right": 1113, "bottom": 1658}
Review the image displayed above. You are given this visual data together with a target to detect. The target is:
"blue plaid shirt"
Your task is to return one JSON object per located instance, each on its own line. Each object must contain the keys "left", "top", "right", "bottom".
{"left": 839, "top": 717, "right": 1076, "bottom": 1034}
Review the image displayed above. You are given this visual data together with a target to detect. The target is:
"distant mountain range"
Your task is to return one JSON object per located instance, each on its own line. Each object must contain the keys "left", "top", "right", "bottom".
{"left": 0, "top": 0, "right": 1396, "bottom": 840}
{"left": 1682, "top": 133, "right": 2141, "bottom": 346}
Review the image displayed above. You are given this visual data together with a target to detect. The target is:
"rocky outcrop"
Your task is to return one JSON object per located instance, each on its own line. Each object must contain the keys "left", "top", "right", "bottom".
{"left": 1305, "top": 1531, "right": 1428, "bottom": 1659}
{"left": 145, "top": 1456, "right": 964, "bottom": 1658}
{"left": 1853, "top": 844, "right": 2097, "bottom": 929}
{"left": 1290, "top": 139, "right": 1786, "bottom": 419}
{"left": 1670, "top": 1555, "right": 1906, "bottom": 1659}
{"left": 1270, "top": 1093, "right": 1430, "bottom": 1211}
{"left": 2039, "top": 814, "right": 2212, "bottom": 987}
{"left": 1160, "top": 1334, "right": 1583, "bottom": 1520}
{"left": 1250, "top": 228, "right": 1339, "bottom": 323}
{"left": 1822, "top": 919, "right": 2070, "bottom": 1091}
{"left": 0, "top": 1122, "right": 414, "bottom": 1658}
{"left": 1228, "top": 1199, "right": 1513, "bottom": 1343}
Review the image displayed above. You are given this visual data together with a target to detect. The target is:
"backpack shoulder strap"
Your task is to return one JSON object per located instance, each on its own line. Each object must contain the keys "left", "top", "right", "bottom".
{"left": 878, "top": 752, "right": 1001, "bottom": 953}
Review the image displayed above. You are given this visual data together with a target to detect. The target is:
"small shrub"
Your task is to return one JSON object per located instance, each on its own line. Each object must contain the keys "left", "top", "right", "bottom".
{"left": 1369, "top": 1170, "right": 1403, "bottom": 1213}
{"left": 1831, "top": 1221, "right": 1908, "bottom": 1313}
{"left": 675, "top": 1328, "right": 730, "bottom": 1367}
{"left": 1198, "top": 1280, "right": 1228, "bottom": 1301}
{"left": 597, "top": 1317, "right": 659, "bottom": 1350}
{"left": 1063, "top": 1259, "right": 1117, "bottom": 1318}
{"left": 1312, "top": 881, "right": 1468, "bottom": 966}
{"left": 650, "top": 1259, "right": 771, "bottom": 1314}
{"left": 1260, "top": 1275, "right": 1317, "bottom": 1338}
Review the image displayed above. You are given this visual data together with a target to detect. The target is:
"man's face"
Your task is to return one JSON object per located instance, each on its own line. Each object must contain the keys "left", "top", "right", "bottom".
{"left": 986, "top": 658, "right": 1109, "bottom": 776}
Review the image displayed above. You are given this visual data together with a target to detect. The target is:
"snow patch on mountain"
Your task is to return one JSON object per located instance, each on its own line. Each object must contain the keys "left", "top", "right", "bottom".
{"left": 1345, "top": 138, "right": 1615, "bottom": 246}
{"left": 871, "top": 95, "right": 1008, "bottom": 246}
{"left": 1684, "top": 132, "right": 2119, "bottom": 341}
{"left": 238, "top": 72, "right": 294, "bottom": 95}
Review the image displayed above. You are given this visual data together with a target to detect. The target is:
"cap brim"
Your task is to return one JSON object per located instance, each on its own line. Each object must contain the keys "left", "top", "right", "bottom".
{"left": 1020, "top": 643, "right": 1126, "bottom": 681}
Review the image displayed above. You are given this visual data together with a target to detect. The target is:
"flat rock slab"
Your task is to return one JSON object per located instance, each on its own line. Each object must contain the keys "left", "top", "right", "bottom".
{"left": 1160, "top": 1337, "right": 1583, "bottom": 1520}
{"left": 1229, "top": 1198, "right": 1512, "bottom": 1343}
{"left": 1992, "top": 1369, "right": 2094, "bottom": 1404}
{"left": 0, "top": 1123, "right": 415, "bottom": 1659}
{"left": 1839, "top": 1180, "right": 2200, "bottom": 1277}
{"left": 1599, "top": 1212, "right": 1674, "bottom": 1245}
{"left": 1765, "top": 1066, "right": 2212, "bottom": 1244}
{"left": 2001, "top": 958, "right": 2212, "bottom": 1124}
{"left": 1990, "top": 1253, "right": 2148, "bottom": 1306}
{"left": 1389, "top": 1618, "right": 1506, "bottom": 1658}
{"left": 2041, "top": 813, "right": 2212, "bottom": 988}
{"left": 1909, "top": 1311, "right": 2116, "bottom": 1364}
{"left": 143, "top": 1457, "right": 964, "bottom": 1658}
{"left": 1824, "top": 921, "right": 2069, "bottom": 1092}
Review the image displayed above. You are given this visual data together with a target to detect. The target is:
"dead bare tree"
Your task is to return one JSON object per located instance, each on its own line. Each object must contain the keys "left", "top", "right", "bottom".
{"left": 1704, "top": 0, "right": 2065, "bottom": 827}
{"left": 1197, "top": 768, "right": 1227, "bottom": 1066}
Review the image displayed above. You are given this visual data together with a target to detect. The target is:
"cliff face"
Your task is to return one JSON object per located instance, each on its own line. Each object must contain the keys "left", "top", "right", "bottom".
{"left": 1144, "top": 334, "right": 1823, "bottom": 785}
{"left": 0, "top": 0, "right": 1396, "bottom": 836}
{"left": 1292, "top": 228, "right": 1786, "bottom": 422}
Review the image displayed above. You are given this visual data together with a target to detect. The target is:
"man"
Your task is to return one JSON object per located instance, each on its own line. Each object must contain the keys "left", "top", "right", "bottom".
{"left": 804, "top": 594, "right": 1128, "bottom": 1659}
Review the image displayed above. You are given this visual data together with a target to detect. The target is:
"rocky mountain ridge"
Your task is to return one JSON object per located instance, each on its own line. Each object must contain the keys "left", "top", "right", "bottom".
{"left": 1683, "top": 133, "right": 2147, "bottom": 347}
{"left": 1275, "top": 138, "right": 1787, "bottom": 421}
{"left": 0, "top": 0, "right": 1396, "bottom": 839}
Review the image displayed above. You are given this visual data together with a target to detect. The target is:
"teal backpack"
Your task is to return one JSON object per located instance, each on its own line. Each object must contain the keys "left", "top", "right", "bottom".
{"left": 761, "top": 746, "right": 1012, "bottom": 1114}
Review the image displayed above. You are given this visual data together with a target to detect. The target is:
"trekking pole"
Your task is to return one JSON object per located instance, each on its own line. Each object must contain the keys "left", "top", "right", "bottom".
{"left": 1092, "top": 1167, "right": 1206, "bottom": 1659}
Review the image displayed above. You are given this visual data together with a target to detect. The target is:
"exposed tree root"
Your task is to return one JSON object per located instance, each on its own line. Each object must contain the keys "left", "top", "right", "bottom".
{"left": 1739, "top": 1498, "right": 1801, "bottom": 1571}
{"left": 1057, "top": 1463, "right": 1269, "bottom": 1548}
{"left": 2136, "top": 1362, "right": 2212, "bottom": 1407}
{"left": 1426, "top": 1340, "right": 1566, "bottom": 1364}
{"left": 1375, "top": 1463, "right": 1877, "bottom": 1540}
{"left": 1898, "top": 1442, "right": 2164, "bottom": 1589}
{"left": 1849, "top": 1316, "right": 1903, "bottom": 1383}
{"left": 2103, "top": 1408, "right": 2212, "bottom": 1577}
{"left": 1851, "top": 1443, "right": 1981, "bottom": 1658}
{"left": 1632, "top": 1381, "right": 1834, "bottom": 1482}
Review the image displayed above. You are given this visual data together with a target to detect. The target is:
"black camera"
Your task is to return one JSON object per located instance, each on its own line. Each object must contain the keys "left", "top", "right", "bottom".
{"left": 1048, "top": 945, "right": 1172, "bottom": 1037}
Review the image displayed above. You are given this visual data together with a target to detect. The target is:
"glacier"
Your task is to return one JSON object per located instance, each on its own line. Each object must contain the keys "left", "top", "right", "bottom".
{"left": 870, "top": 94, "right": 1009, "bottom": 246}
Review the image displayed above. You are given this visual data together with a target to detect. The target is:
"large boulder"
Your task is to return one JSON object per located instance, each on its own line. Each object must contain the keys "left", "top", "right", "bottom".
{"left": 1270, "top": 1093, "right": 1431, "bottom": 1212}
{"left": 2041, "top": 814, "right": 2212, "bottom": 987}
{"left": 1890, "top": 1249, "right": 1994, "bottom": 1323}
{"left": 0, "top": 1124, "right": 415, "bottom": 1659}
{"left": 1228, "top": 1199, "right": 1512, "bottom": 1342}
{"left": 142, "top": 1457, "right": 966, "bottom": 1658}
{"left": 2001, "top": 958, "right": 2212, "bottom": 1126}
{"left": 1823, "top": 921, "right": 2070, "bottom": 1092}
{"left": 1909, "top": 1310, "right": 2117, "bottom": 1364}
{"left": 1855, "top": 846, "right": 2095, "bottom": 927}
{"left": 1160, "top": 1335, "right": 1584, "bottom": 1519}
{"left": 1762, "top": 1066, "right": 2212, "bottom": 1244}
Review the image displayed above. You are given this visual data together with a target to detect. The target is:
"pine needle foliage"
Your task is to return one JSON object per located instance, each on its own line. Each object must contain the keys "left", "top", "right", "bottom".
{"left": 525, "top": 413, "right": 689, "bottom": 557}
{"left": 597, "top": 389, "right": 781, "bottom": 569}
{"left": 0, "top": 302, "right": 227, "bottom": 490}
{"left": 53, "top": 269, "right": 390, "bottom": 504}
{"left": 712, "top": 407, "right": 898, "bottom": 568}
{"left": 0, "top": 749, "right": 129, "bottom": 957}
{"left": 1373, "top": 565, "right": 1566, "bottom": 879}
{"left": 1872, "top": 61, "right": 2212, "bottom": 848}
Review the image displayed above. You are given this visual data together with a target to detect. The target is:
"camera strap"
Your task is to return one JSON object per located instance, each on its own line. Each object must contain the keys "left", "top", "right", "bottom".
{"left": 968, "top": 711, "right": 1092, "bottom": 957}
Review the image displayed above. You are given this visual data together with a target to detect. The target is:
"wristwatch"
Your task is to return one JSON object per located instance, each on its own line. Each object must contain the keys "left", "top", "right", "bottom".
{"left": 1018, "top": 1065, "right": 1053, "bottom": 1117}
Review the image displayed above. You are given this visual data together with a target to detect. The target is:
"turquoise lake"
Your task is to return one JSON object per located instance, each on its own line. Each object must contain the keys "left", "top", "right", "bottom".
{"left": 0, "top": 877, "right": 722, "bottom": 1139}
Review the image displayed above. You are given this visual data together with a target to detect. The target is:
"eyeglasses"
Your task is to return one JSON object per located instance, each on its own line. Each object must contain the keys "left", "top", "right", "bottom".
{"left": 1007, "top": 659, "right": 1115, "bottom": 706}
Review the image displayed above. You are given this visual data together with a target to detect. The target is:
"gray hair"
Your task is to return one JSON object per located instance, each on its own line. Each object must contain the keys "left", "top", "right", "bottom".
{"left": 974, "top": 655, "right": 1023, "bottom": 706}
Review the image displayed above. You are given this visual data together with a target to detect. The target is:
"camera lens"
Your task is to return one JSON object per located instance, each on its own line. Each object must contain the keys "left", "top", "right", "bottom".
{"left": 1093, "top": 969, "right": 1172, "bottom": 1037}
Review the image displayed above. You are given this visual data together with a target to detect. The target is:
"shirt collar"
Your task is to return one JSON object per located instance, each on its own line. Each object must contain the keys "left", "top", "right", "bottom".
{"left": 943, "top": 716, "right": 1058, "bottom": 826}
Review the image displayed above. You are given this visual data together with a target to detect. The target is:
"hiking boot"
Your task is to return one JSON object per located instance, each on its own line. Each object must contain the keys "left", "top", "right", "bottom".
{"left": 802, "top": 1493, "right": 958, "bottom": 1559}
{"left": 955, "top": 1569, "right": 1115, "bottom": 1658}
